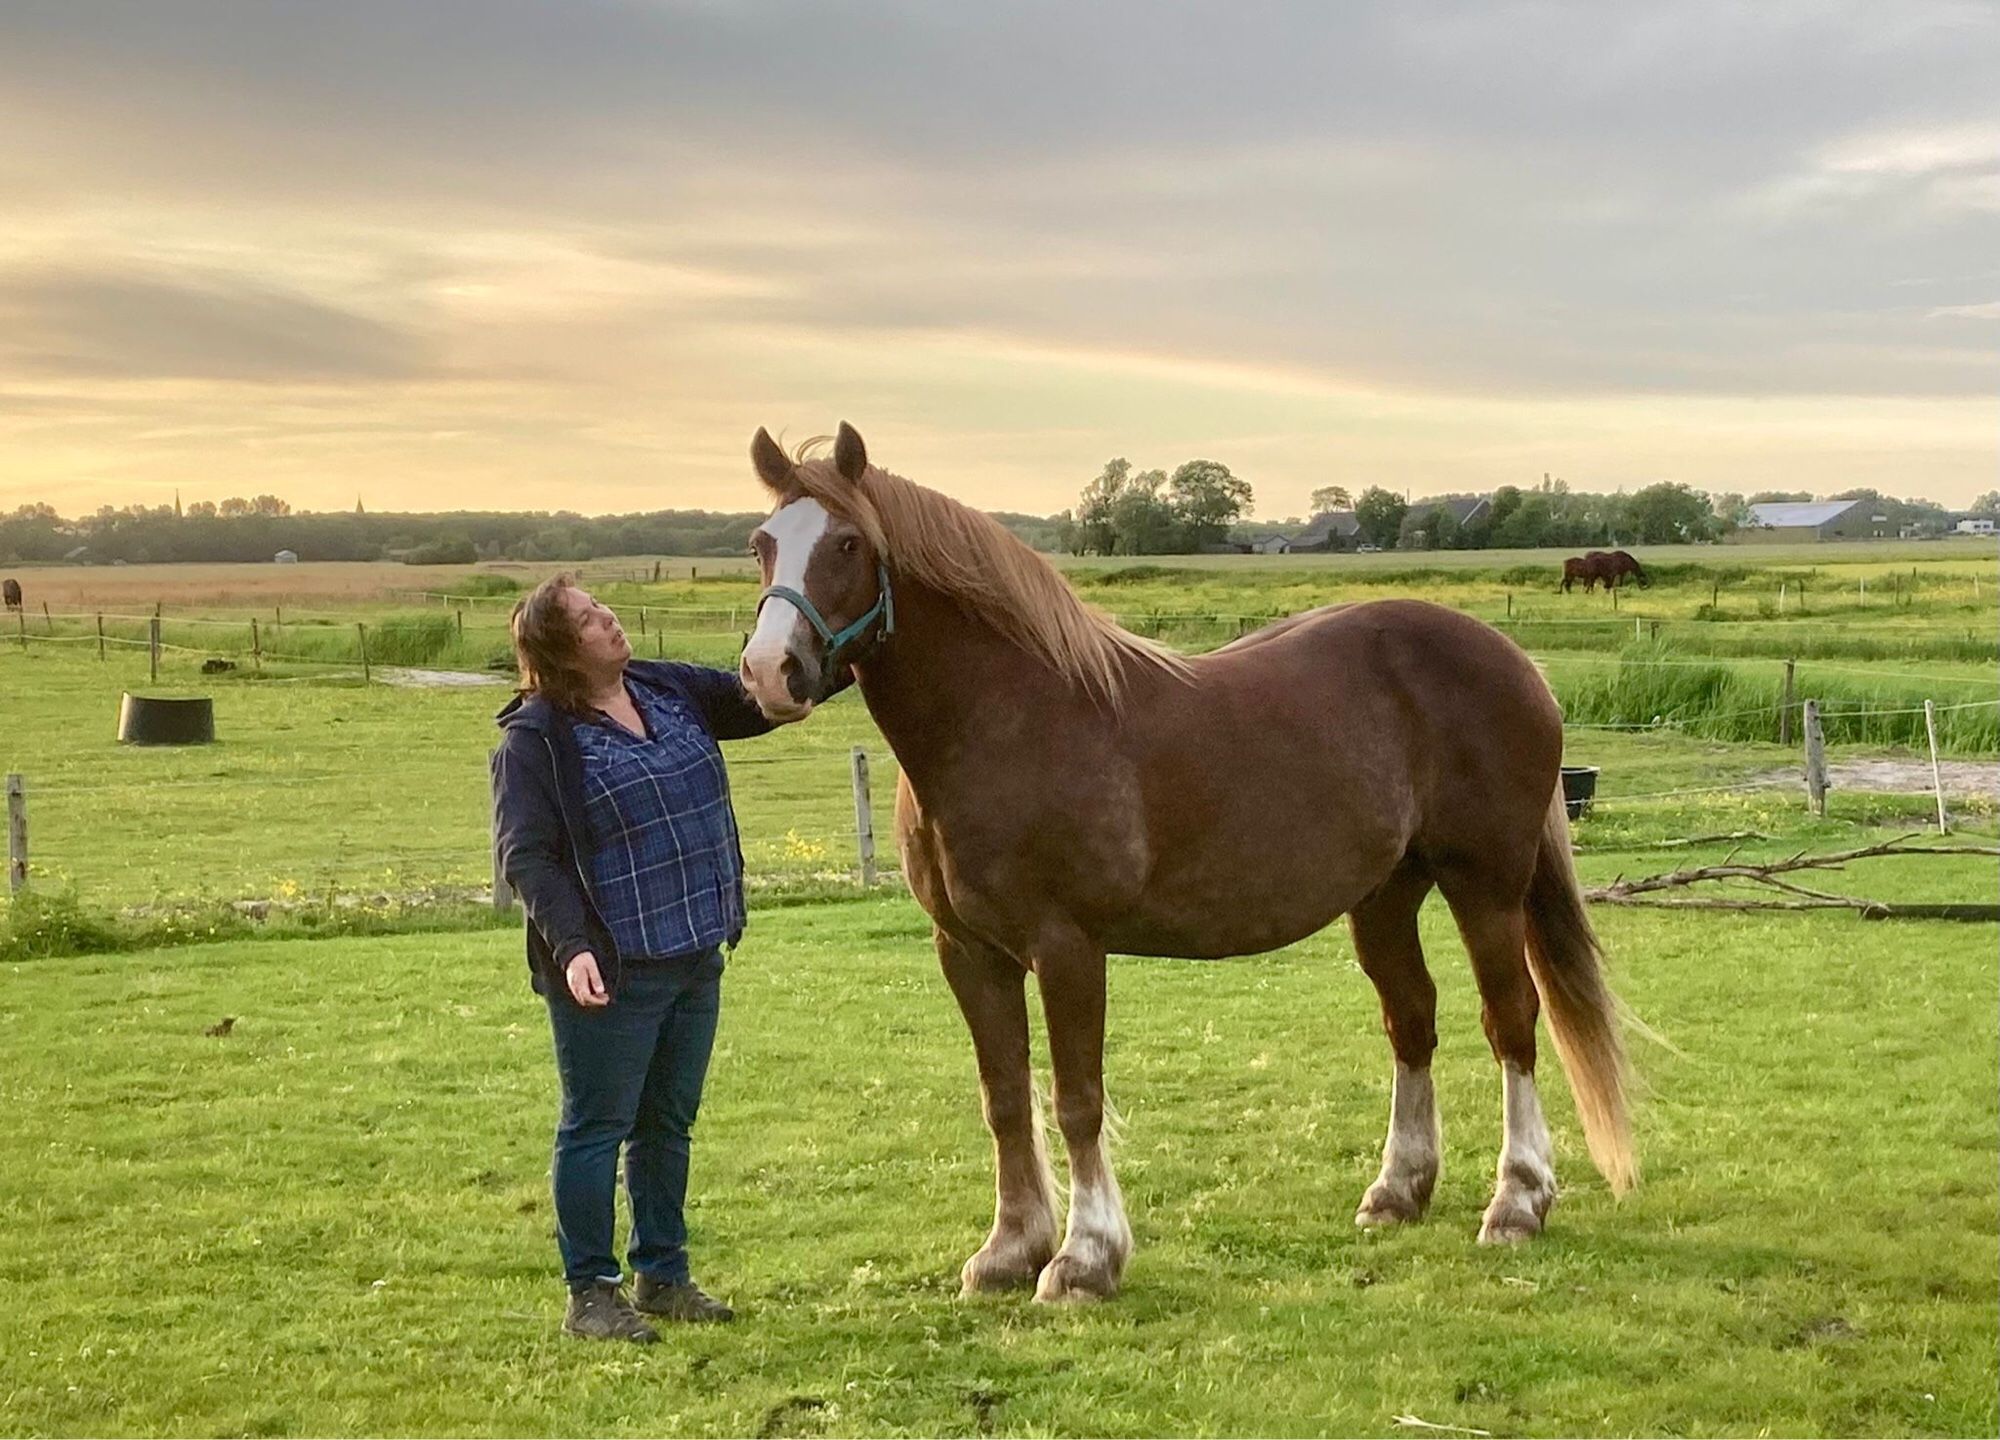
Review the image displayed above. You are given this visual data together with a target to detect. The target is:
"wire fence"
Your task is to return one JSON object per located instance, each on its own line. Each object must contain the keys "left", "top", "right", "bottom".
{"left": 7, "top": 740, "right": 908, "bottom": 912}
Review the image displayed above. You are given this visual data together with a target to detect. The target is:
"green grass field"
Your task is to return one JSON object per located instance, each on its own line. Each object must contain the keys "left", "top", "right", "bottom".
{"left": 0, "top": 897, "right": 1993, "bottom": 1437}
{"left": 1, "top": 549, "right": 1995, "bottom": 1435}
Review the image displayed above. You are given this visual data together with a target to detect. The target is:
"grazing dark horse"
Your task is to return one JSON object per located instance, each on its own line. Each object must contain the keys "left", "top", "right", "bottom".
{"left": 2, "top": 578, "right": 19, "bottom": 612}
{"left": 1560, "top": 550, "right": 1648, "bottom": 593}
{"left": 740, "top": 424, "right": 1634, "bottom": 1302}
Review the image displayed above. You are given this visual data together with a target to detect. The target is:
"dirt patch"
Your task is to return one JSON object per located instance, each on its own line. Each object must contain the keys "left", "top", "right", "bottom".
{"left": 375, "top": 666, "right": 508, "bottom": 688}
{"left": 1755, "top": 758, "right": 1999, "bottom": 799}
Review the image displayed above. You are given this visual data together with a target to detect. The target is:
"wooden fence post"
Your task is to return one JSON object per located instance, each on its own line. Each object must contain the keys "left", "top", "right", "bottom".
{"left": 1803, "top": 699, "right": 1828, "bottom": 817}
{"left": 357, "top": 623, "right": 370, "bottom": 683}
{"left": 96, "top": 613, "right": 105, "bottom": 662}
{"left": 14, "top": 608, "right": 23, "bottom": 650}
{"left": 1924, "top": 700, "right": 1949, "bottom": 834}
{"left": 456, "top": 607, "right": 464, "bottom": 639}
{"left": 638, "top": 606, "right": 647, "bottom": 636}
{"left": 149, "top": 615, "right": 160, "bottom": 682}
{"left": 251, "top": 618, "right": 262, "bottom": 672}
{"left": 1779, "top": 659, "right": 1795, "bottom": 746}
{"left": 6, "top": 773, "right": 25, "bottom": 894}
{"left": 850, "top": 747, "right": 877, "bottom": 887}
{"left": 41, "top": 601, "right": 52, "bottom": 633}
{"left": 1505, "top": 591, "right": 1513, "bottom": 618}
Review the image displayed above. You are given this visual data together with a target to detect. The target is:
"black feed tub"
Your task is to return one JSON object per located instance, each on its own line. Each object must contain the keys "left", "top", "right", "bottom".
{"left": 118, "top": 693, "right": 215, "bottom": 745}
{"left": 1561, "top": 765, "right": 1599, "bottom": 820}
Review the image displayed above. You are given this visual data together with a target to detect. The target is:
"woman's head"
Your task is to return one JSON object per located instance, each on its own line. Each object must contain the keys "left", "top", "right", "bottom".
{"left": 510, "top": 574, "right": 631, "bottom": 712}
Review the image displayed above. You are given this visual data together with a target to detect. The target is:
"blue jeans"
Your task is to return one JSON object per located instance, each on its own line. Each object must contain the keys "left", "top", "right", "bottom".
{"left": 545, "top": 948, "right": 723, "bottom": 1292}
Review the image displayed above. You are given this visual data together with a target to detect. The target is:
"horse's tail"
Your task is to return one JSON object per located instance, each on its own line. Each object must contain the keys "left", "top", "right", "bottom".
{"left": 1524, "top": 787, "right": 1636, "bottom": 1193}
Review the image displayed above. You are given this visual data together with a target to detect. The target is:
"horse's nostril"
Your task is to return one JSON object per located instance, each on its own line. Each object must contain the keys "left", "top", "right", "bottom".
{"left": 779, "top": 655, "right": 799, "bottom": 678}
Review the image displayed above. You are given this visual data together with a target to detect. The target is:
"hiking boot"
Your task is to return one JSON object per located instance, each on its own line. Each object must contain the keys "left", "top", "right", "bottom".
{"left": 563, "top": 1281, "right": 658, "bottom": 1343}
{"left": 633, "top": 1273, "right": 736, "bottom": 1323}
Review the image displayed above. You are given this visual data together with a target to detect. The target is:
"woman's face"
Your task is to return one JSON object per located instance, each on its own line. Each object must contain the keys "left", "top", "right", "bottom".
{"left": 560, "top": 586, "right": 631, "bottom": 674}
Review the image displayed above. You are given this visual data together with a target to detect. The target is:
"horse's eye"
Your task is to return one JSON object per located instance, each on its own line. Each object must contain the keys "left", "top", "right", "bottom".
{"left": 841, "top": 537, "right": 859, "bottom": 554}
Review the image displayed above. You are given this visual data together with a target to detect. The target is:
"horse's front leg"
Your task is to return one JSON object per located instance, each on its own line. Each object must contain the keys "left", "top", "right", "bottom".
{"left": 1031, "top": 926, "right": 1131, "bottom": 1302}
{"left": 936, "top": 927, "right": 1059, "bottom": 1293}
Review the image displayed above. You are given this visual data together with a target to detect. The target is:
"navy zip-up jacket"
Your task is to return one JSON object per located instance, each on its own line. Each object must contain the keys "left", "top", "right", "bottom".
{"left": 491, "top": 661, "right": 773, "bottom": 997}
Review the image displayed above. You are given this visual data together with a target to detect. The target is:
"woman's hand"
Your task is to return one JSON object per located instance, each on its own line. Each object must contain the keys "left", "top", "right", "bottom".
{"left": 565, "top": 951, "right": 610, "bottom": 1007}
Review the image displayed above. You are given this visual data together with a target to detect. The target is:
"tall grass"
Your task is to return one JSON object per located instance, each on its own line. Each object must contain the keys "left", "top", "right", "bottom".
{"left": 1550, "top": 645, "right": 1999, "bottom": 753}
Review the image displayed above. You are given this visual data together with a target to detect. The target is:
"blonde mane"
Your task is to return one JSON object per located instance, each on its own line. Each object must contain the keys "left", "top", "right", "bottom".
{"left": 786, "top": 439, "right": 1191, "bottom": 704}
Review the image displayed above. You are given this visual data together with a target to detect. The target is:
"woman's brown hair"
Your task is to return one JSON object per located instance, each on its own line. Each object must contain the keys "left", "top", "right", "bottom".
{"left": 510, "top": 573, "right": 595, "bottom": 715}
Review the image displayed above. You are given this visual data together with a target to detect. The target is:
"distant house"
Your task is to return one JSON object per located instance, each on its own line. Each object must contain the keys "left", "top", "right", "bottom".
{"left": 1288, "top": 510, "right": 1361, "bottom": 553}
{"left": 1727, "top": 500, "right": 1875, "bottom": 544}
{"left": 273, "top": 549, "right": 299, "bottom": 564}
{"left": 1956, "top": 517, "right": 1995, "bottom": 535}
{"left": 1248, "top": 534, "right": 1293, "bottom": 555}
{"left": 1397, "top": 494, "right": 1493, "bottom": 549}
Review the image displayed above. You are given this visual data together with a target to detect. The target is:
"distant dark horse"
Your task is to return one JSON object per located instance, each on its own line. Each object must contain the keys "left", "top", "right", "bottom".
{"left": 1561, "top": 551, "right": 1648, "bottom": 593}
{"left": 736, "top": 423, "right": 1634, "bottom": 1303}
{"left": 2, "top": 578, "right": 20, "bottom": 612}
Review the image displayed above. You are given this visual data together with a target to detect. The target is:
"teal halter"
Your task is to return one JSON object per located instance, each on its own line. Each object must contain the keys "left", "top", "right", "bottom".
{"left": 756, "top": 561, "right": 895, "bottom": 664}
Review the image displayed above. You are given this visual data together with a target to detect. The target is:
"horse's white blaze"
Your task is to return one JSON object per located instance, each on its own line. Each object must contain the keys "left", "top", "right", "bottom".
{"left": 741, "top": 497, "right": 830, "bottom": 708}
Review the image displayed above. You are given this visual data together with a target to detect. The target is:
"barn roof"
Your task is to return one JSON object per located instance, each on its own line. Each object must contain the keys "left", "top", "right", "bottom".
{"left": 1746, "top": 500, "right": 1862, "bottom": 528}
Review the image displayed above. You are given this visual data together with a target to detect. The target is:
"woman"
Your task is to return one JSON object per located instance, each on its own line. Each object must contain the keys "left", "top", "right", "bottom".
{"left": 491, "top": 574, "right": 777, "bottom": 1344}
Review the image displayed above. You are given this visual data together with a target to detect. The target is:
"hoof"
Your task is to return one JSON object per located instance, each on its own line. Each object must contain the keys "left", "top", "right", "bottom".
{"left": 1477, "top": 1185, "right": 1554, "bottom": 1245}
{"left": 1355, "top": 1175, "right": 1433, "bottom": 1229}
{"left": 1032, "top": 1251, "right": 1121, "bottom": 1304}
{"left": 960, "top": 1241, "right": 1051, "bottom": 1295}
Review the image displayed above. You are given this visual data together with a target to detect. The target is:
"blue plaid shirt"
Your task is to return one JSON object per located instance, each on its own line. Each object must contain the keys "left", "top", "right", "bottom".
{"left": 572, "top": 677, "right": 745, "bottom": 961}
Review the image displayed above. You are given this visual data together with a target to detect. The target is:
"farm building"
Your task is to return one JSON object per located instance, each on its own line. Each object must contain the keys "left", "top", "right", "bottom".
{"left": 1286, "top": 510, "right": 1361, "bottom": 553}
{"left": 1956, "top": 517, "right": 1995, "bottom": 534}
{"left": 1399, "top": 494, "right": 1491, "bottom": 544}
{"left": 1248, "top": 533, "right": 1293, "bottom": 555}
{"left": 273, "top": 549, "right": 299, "bottom": 564}
{"left": 1727, "top": 499, "right": 1887, "bottom": 543}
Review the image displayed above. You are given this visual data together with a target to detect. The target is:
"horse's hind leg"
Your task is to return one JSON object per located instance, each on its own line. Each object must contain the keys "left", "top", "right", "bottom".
{"left": 1349, "top": 861, "right": 1442, "bottom": 1228}
{"left": 936, "top": 927, "right": 1059, "bottom": 1293}
{"left": 1439, "top": 879, "right": 1556, "bottom": 1244}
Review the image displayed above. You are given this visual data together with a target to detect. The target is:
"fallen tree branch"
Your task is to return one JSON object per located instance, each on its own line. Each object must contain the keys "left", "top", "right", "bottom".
{"left": 1576, "top": 830, "right": 1773, "bottom": 855}
{"left": 1585, "top": 833, "right": 2000, "bottom": 920}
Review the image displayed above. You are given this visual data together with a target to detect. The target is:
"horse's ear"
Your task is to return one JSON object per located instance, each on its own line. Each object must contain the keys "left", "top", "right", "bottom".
{"left": 834, "top": 422, "right": 867, "bottom": 483}
{"left": 750, "top": 427, "right": 792, "bottom": 494}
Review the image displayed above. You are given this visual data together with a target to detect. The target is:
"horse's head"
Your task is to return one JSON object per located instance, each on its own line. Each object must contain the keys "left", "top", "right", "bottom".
{"left": 739, "top": 422, "right": 893, "bottom": 723}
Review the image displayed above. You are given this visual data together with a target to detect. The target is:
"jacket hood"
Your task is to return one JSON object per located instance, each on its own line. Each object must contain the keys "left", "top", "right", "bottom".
{"left": 495, "top": 690, "right": 552, "bottom": 730}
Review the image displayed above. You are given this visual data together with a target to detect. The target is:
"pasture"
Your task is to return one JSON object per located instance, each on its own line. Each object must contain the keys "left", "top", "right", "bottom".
{"left": 1, "top": 901, "right": 1994, "bottom": 1436}
{"left": 1, "top": 543, "right": 1995, "bottom": 1436}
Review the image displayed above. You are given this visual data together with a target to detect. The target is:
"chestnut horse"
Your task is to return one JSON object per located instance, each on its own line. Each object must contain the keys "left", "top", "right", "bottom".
{"left": 740, "top": 424, "right": 1634, "bottom": 1302}
{"left": 1561, "top": 550, "right": 1648, "bottom": 593}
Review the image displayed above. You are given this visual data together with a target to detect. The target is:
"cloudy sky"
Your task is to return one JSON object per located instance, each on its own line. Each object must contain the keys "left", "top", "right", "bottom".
{"left": 1, "top": 1, "right": 1995, "bottom": 519}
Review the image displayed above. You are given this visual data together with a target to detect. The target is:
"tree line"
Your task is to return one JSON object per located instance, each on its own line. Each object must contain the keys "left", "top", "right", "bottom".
{"left": 0, "top": 499, "right": 1069, "bottom": 566}
{"left": 1056, "top": 462, "right": 1988, "bottom": 555}
{"left": 3, "top": 478, "right": 1989, "bottom": 567}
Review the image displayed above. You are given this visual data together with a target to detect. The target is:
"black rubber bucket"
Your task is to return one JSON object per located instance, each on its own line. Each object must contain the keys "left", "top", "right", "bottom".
{"left": 118, "top": 693, "right": 215, "bottom": 745}
{"left": 1560, "top": 765, "right": 1599, "bottom": 820}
